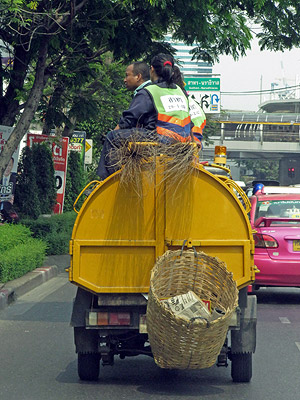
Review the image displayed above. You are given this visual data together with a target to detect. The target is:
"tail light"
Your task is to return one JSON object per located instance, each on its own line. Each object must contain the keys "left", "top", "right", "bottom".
{"left": 254, "top": 233, "right": 278, "bottom": 248}
{"left": 88, "top": 312, "right": 131, "bottom": 326}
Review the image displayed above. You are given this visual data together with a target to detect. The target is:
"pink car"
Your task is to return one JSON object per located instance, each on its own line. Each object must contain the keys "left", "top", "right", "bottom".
{"left": 250, "top": 190, "right": 300, "bottom": 289}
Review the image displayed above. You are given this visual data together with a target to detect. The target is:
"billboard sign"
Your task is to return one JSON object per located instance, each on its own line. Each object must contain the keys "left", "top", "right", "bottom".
{"left": 0, "top": 125, "right": 20, "bottom": 213}
{"left": 70, "top": 131, "right": 86, "bottom": 164}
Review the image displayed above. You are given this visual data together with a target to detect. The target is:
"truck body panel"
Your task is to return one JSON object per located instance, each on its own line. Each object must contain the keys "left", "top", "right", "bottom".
{"left": 69, "top": 159, "right": 255, "bottom": 293}
{"left": 69, "top": 155, "right": 257, "bottom": 383}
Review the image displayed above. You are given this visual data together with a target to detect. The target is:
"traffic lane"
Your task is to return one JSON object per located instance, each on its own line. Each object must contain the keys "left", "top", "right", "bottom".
{"left": 0, "top": 275, "right": 233, "bottom": 400}
{"left": 0, "top": 274, "right": 232, "bottom": 399}
{"left": 255, "top": 286, "right": 300, "bottom": 323}
{"left": 253, "top": 287, "right": 300, "bottom": 400}
{"left": 0, "top": 274, "right": 77, "bottom": 400}
{"left": 58, "top": 357, "right": 232, "bottom": 398}
{"left": 0, "top": 275, "right": 238, "bottom": 400}
{"left": 0, "top": 278, "right": 299, "bottom": 400}
{"left": 58, "top": 287, "right": 300, "bottom": 400}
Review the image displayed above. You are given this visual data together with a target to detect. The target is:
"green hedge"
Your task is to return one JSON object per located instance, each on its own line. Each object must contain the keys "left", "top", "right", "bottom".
{"left": 0, "top": 224, "right": 32, "bottom": 252}
{"left": 20, "top": 211, "right": 77, "bottom": 255}
{"left": 0, "top": 211, "right": 77, "bottom": 283}
{"left": 0, "top": 225, "right": 47, "bottom": 283}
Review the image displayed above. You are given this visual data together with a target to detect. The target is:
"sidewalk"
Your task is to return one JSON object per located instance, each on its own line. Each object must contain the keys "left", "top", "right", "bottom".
{"left": 0, "top": 254, "right": 70, "bottom": 311}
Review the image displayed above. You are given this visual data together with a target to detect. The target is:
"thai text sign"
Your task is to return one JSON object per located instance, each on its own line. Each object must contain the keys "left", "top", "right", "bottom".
{"left": 185, "top": 77, "right": 221, "bottom": 114}
{"left": 185, "top": 78, "right": 220, "bottom": 91}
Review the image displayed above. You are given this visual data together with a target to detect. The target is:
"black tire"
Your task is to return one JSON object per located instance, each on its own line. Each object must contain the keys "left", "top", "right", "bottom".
{"left": 252, "top": 284, "right": 260, "bottom": 291}
{"left": 231, "top": 352, "right": 252, "bottom": 383}
{"left": 78, "top": 352, "right": 100, "bottom": 381}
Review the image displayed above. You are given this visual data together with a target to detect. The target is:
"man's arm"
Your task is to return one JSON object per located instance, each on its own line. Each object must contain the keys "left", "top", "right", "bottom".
{"left": 118, "top": 90, "right": 154, "bottom": 129}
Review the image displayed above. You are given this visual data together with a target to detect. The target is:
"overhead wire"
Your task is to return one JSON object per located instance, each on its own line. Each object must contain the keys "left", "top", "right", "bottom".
{"left": 221, "top": 84, "right": 300, "bottom": 96}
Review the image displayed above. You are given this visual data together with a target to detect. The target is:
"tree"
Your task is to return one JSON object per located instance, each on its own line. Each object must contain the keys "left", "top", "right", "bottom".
{"left": 240, "top": 159, "right": 279, "bottom": 182}
{"left": 1, "top": 0, "right": 300, "bottom": 181}
{"left": 32, "top": 143, "right": 56, "bottom": 214}
{"left": 38, "top": 57, "right": 131, "bottom": 140}
{"left": 14, "top": 146, "right": 41, "bottom": 219}
{"left": 64, "top": 151, "right": 87, "bottom": 212}
{"left": 14, "top": 143, "right": 56, "bottom": 218}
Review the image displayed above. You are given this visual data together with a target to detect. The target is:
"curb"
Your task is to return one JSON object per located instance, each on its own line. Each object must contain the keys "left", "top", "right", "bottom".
{"left": 0, "top": 265, "right": 58, "bottom": 311}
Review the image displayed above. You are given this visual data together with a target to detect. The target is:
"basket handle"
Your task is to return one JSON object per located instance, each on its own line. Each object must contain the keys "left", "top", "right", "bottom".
{"left": 180, "top": 241, "right": 198, "bottom": 257}
{"left": 191, "top": 246, "right": 199, "bottom": 292}
{"left": 180, "top": 239, "right": 188, "bottom": 255}
{"left": 180, "top": 242, "right": 199, "bottom": 293}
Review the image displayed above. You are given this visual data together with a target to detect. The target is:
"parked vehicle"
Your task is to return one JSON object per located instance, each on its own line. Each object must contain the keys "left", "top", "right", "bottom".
{"left": 69, "top": 146, "right": 257, "bottom": 383}
{"left": 0, "top": 208, "right": 19, "bottom": 224}
{"left": 246, "top": 180, "right": 280, "bottom": 198}
{"left": 250, "top": 187, "right": 300, "bottom": 289}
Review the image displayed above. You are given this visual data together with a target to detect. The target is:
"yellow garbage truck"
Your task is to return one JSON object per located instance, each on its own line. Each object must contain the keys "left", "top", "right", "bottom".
{"left": 69, "top": 146, "right": 257, "bottom": 382}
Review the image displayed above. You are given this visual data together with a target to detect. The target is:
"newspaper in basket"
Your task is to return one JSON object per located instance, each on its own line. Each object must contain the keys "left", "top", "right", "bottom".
{"left": 146, "top": 249, "right": 239, "bottom": 369}
{"left": 161, "top": 291, "right": 212, "bottom": 321}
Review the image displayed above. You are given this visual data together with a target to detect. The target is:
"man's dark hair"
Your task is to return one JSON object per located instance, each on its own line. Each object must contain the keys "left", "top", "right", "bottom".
{"left": 132, "top": 61, "right": 150, "bottom": 81}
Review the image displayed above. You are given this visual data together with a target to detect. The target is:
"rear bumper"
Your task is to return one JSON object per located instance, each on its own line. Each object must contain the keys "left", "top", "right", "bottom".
{"left": 71, "top": 288, "right": 148, "bottom": 329}
{"left": 254, "top": 254, "right": 300, "bottom": 286}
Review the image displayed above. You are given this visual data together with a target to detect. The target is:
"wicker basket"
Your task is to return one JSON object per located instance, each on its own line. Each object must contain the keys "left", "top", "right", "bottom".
{"left": 146, "top": 249, "right": 239, "bottom": 369}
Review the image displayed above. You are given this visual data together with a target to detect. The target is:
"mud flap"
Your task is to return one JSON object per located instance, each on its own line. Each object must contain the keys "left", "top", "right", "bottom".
{"left": 74, "top": 327, "right": 99, "bottom": 353}
{"left": 70, "top": 287, "right": 94, "bottom": 327}
{"left": 231, "top": 294, "right": 257, "bottom": 354}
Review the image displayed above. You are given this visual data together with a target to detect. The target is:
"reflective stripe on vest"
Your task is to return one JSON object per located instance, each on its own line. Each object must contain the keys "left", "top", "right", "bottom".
{"left": 145, "top": 84, "right": 191, "bottom": 142}
{"left": 189, "top": 97, "right": 206, "bottom": 143}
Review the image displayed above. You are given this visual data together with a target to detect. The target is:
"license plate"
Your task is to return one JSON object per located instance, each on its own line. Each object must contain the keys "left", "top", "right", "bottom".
{"left": 293, "top": 240, "right": 300, "bottom": 251}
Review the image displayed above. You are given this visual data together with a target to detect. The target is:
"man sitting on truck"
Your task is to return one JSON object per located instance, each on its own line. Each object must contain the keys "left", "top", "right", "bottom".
{"left": 96, "top": 61, "right": 152, "bottom": 178}
{"left": 97, "top": 53, "right": 193, "bottom": 181}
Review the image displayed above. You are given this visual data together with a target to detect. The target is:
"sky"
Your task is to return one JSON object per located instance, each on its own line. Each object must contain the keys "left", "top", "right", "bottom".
{"left": 213, "top": 39, "right": 300, "bottom": 112}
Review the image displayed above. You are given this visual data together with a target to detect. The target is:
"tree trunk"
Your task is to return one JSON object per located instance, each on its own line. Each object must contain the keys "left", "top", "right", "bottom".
{"left": 41, "top": 86, "right": 65, "bottom": 136}
{"left": 62, "top": 115, "right": 77, "bottom": 138}
{"left": 0, "top": 39, "right": 49, "bottom": 180}
{"left": 0, "top": 46, "right": 32, "bottom": 126}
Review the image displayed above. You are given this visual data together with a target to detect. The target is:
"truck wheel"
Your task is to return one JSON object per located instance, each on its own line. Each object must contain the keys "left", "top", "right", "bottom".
{"left": 78, "top": 352, "right": 100, "bottom": 381}
{"left": 231, "top": 353, "right": 252, "bottom": 382}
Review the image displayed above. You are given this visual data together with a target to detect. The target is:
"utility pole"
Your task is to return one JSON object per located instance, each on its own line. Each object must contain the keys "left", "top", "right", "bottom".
{"left": 260, "top": 75, "right": 263, "bottom": 105}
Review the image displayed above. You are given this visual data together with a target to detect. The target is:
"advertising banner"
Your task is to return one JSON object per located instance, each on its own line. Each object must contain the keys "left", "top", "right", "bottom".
{"left": 0, "top": 125, "right": 20, "bottom": 214}
{"left": 27, "top": 134, "right": 69, "bottom": 214}
{"left": 68, "top": 143, "right": 83, "bottom": 153}
{"left": 70, "top": 131, "right": 86, "bottom": 164}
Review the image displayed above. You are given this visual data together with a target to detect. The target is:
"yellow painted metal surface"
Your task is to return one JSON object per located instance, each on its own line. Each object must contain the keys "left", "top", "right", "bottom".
{"left": 69, "top": 158, "right": 255, "bottom": 293}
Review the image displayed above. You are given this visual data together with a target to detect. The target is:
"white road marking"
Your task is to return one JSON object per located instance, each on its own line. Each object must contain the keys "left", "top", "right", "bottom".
{"left": 279, "top": 317, "right": 291, "bottom": 324}
{"left": 295, "top": 342, "right": 300, "bottom": 352}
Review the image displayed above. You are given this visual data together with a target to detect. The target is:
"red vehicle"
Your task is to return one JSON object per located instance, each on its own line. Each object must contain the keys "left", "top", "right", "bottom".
{"left": 250, "top": 187, "right": 300, "bottom": 289}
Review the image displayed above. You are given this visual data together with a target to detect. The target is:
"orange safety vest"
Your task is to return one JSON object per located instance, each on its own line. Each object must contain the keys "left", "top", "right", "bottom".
{"left": 189, "top": 97, "right": 206, "bottom": 145}
{"left": 144, "top": 84, "right": 192, "bottom": 142}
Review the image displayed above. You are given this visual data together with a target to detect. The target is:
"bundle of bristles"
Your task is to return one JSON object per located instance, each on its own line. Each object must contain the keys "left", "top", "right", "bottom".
{"left": 108, "top": 130, "right": 199, "bottom": 196}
